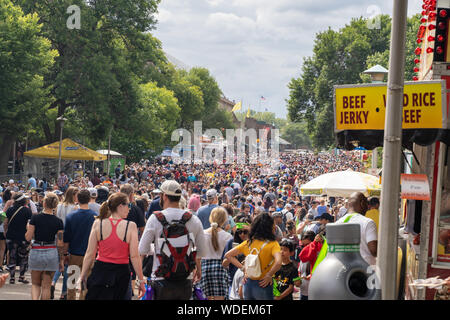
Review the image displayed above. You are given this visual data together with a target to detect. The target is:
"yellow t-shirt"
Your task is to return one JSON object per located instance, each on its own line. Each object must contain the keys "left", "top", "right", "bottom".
{"left": 236, "top": 239, "right": 281, "bottom": 280}
{"left": 365, "top": 209, "right": 380, "bottom": 232}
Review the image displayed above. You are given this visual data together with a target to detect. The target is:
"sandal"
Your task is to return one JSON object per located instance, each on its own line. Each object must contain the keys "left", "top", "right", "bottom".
{"left": 18, "top": 277, "right": 29, "bottom": 284}
{"left": 50, "top": 285, "right": 55, "bottom": 300}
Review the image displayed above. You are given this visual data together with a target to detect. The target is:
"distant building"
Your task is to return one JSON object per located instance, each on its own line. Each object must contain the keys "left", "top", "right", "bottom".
{"left": 219, "top": 95, "right": 241, "bottom": 128}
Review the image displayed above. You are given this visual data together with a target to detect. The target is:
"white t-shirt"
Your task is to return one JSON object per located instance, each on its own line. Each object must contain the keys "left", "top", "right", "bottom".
{"left": 202, "top": 229, "right": 233, "bottom": 259}
{"left": 88, "top": 202, "right": 101, "bottom": 214}
{"left": 229, "top": 268, "right": 244, "bottom": 300}
{"left": 56, "top": 203, "right": 78, "bottom": 225}
{"left": 337, "top": 207, "right": 347, "bottom": 220}
{"left": 138, "top": 207, "right": 207, "bottom": 280}
{"left": 29, "top": 200, "right": 38, "bottom": 214}
{"left": 336, "top": 213, "right": 378, "bottom": 265}
{"left": 308, "top": 207, "right": 318, "bottom": 217}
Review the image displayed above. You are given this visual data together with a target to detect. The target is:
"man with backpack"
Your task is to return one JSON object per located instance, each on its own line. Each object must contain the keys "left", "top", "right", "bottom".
{"left": 138, "top": 180, "right": 206, "bottom": 300}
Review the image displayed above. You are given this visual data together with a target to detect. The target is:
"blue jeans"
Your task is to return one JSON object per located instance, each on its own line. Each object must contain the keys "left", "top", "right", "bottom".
{"left": 53, "top": 264, "right": 68, "bottom": 294}
{"left": 243, "top": 278, "right": 273, "bottom": 300}
{"left": 300, "top": 294, "right": 308, "bottom": 301}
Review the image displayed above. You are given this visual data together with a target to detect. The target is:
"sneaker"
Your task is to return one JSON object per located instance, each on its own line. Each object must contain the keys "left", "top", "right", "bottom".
{"left": 50, "top": 285, "right": 55, "bottom": 300}
{"left": 0, "top": 266, "right": 3, "bottom": 273}
{"left": 18, "top": 277, "right": 29, "bottom": 284}
{"left": 59, "top": 294, "right": 67, "bottom": 300}
{"left": 9, "top": 278, "right": 15, "bottom": 284}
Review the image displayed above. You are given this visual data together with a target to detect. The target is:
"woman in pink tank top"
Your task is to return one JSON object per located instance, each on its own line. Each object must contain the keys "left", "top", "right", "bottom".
{"left": 79, "top": 192, "right": 146, "bottom": 300}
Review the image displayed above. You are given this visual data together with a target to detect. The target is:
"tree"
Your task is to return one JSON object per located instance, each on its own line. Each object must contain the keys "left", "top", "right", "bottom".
{"left": 281, "top": 121, "right": 312, "bottom": 149}
{"left": 111, "top": 82, "right": 180, "bottom": 162}
{"left": 0, "top": 0, "right": 58, "bottom": 174}
{"left": 13, "top": 0, "right": 163, "bottom": 145}
{"left": 287, "top": 14, "right": 420, "bottom": 150}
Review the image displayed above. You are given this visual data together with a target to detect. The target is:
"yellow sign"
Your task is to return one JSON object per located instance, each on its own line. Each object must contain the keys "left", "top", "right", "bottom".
{"left": 334, "top": 80, "right": 447, "bottom": 131}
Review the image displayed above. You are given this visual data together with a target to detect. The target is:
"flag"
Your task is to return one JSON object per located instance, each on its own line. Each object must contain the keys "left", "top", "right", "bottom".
{"left": 261, "top": 96, "right": 266, "bottom": 101}
{"left": 232, "top": 101, "right": 242, "bottom": 112}
{"left": 246, "top": 108, "right": 251, "bottom": 118}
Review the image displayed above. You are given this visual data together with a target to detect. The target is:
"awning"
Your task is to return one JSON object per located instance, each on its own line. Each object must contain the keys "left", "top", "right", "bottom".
{"left": 96, "top": 149, "right": 123, "bottom": 157}
{"left": 336, "top": 129, "right": 450, "bottom": 150}
{"left": 24, "top": 138, "right": 107, "bottom": 161}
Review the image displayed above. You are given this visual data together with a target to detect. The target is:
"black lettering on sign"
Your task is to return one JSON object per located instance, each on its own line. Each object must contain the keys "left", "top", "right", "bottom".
{"left": 343, "top": 96, "right": 348, "bottom": 109}
{"left": 412, "top": 93, "right": 419, "bottom": 107}
{"left": 342, "top": 96, "right": 367, "bottom": 109}
{"left": 339, "top": 111, "right": 369, "bottom": 125}
{"left": 403, "top": 109, "right": 422, "bottom": 123}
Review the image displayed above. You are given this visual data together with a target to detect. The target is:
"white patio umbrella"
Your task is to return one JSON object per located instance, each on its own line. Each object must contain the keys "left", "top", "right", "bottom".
{"left": 300, "top": 169, "right": 381, "bottom": 198}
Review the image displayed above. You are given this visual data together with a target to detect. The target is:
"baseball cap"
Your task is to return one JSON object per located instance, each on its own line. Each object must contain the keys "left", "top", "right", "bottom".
{"left": 247, "top": 195, "right": 253, "bottom": 201}
{"left": 88, "top": 188, "right": 98, "bottom": 198}
{"left": 9, "top": 179, "right": 14, "bottom": 184}
{"left": 152, "top": 189, "right": 162, "bottom": 194}
{"left": 160, "top": 180, "right": 182, "bottom": 197}
{"left": 54, "top": 190, "right": 63, "bottom": 196}
{"left": 272, "top": 211, "right": 283, "bottom": 218}
{"left": 305, "top": 213, "right": 315, "bottom": 221}
{"left": 206, "top": 189, "right": 218, "bottom": 199}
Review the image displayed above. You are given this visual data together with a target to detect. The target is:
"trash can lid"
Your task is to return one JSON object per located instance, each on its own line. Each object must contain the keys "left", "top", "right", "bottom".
{"left": 326, "top": 223, "right": 361, "bottom": 245}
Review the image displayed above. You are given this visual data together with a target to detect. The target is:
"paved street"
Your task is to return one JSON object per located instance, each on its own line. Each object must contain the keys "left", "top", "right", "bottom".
{"left": 0, "top": 268, "right": 143, "bottom": 300}
{"left": 1, "top": 268, "right": 300, "bottom": 300}
{"left": 0, "top": 268, "right": 62, "bottom": 300}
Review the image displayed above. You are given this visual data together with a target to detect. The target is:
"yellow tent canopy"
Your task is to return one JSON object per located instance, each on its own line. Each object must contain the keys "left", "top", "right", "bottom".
{"left": 24, "top": 138, "right": 107, "bottom": 161}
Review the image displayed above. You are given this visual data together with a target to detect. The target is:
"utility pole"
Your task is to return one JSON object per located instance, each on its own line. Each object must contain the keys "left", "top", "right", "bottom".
{"left": 56, "top": 116, "right": 67, "bottom": 178}
{"left": 377, "top": 0, "right": 408, "bottom": 300}
{"left": 107, "top": 127, "right": 112, "bottom": 176}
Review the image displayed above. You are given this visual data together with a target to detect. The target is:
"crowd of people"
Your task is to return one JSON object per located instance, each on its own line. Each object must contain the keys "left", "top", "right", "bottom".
{"left": 0, "top": 150, "right": 380, "bottom": 300}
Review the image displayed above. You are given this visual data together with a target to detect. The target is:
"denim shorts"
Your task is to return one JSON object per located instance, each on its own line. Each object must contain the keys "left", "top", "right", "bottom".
{"left": 243, "top": 278, "right": 274, "bottom": 300}
{"left": 28, "top": 247, "right": 59, "bottom": 272}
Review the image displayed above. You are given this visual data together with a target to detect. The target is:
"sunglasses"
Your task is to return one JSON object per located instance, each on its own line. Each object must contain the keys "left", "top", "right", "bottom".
{"left": 237, "top": 229, "right": 249, "bottom": 235}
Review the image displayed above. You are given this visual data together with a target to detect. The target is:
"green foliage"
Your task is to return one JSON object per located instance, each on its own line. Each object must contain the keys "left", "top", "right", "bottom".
{"left": 0, "top": 0, "right": 58, "bottom": 173}
{"left": 280, "top": 121, "right": 311, "bottom": 149}
{"left": 2, "top": 0, "right": 245, "bottom": 166}
{"left": 111, "top": 82, "right": 180, "bottom": 162}
{"left": 287, "top": 14, "right": 421, "bottom": 150}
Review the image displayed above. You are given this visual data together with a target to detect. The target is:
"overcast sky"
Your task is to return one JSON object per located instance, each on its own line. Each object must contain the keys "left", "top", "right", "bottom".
{"left": 153, "top": 0, "right": 423, "bottom": 119}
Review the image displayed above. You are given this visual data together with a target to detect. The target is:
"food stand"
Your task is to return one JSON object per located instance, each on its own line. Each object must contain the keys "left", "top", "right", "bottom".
{"left": 333, "top": 0, "right": 450, "bottom": 299}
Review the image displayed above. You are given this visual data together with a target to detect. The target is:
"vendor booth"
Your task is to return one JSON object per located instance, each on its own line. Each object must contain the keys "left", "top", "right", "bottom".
{"left": 95, "top": 149, "right": 126, "bottom": 177}
{"left": 24, "top": 138, "right": 106, "bottom": 180}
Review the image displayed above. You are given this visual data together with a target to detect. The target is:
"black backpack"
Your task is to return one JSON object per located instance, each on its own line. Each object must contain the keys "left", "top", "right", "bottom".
{"left": 154, "top": 211, "right": 197, "bottom": 281}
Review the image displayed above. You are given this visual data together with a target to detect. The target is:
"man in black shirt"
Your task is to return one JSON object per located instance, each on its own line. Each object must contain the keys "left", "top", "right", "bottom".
{"left": 4, "top": 193, "right": 32, "bottom": 284}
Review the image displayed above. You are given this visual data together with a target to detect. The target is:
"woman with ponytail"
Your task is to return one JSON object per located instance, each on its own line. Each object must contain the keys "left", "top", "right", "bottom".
{"left": 79, "top": 192, "right": 146, "bottom": 300}
{"left": 199, "top": 207, "right": 232, "bottom": 300}
{"left": 25, "top": 192, "right": 64, "bottom": 299}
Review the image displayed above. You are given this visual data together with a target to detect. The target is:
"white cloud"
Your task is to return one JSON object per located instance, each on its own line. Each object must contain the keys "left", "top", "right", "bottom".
{"left": 154, "top": 0, "right": 424, "bottom": 119}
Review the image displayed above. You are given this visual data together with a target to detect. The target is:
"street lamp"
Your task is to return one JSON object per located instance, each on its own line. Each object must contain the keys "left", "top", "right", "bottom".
{"left": 56, "top": 116, "right": 67, "bottom": 178}
{"left": 363, "top": 64, "right": 389, "bottom": 83}
{"left": 363, "top": 65, "right": 389, "bottom": 170}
